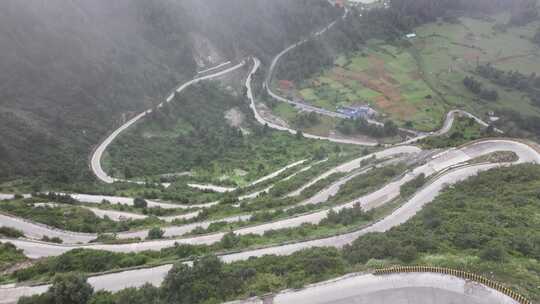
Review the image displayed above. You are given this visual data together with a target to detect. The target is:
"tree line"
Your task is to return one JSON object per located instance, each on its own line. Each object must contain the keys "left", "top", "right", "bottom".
{"left": 463, "top": 76, "right": 499, "bottom": 101}
{"left": 337, "top": 118, "right": 399, "bottom": 138}
{"left": 475, "top": 63, "right": 540, "bottom": 106}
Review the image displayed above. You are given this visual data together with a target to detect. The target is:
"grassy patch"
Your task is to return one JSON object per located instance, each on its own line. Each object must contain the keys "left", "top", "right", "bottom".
{"left": 414, "top": 15, "right": 540, "bottom": 120}
{"left": 106, "top": 83, "right": 353, "bottom": 186}
{"left": 0, "top": 243, "right": 26, "bottom": 273}
{"left": 275, "top": 15, "right": 540, "bottom": 135}
{"left": 419, "top": 116, "right": 492, "bottom": 148}
{"left": 0, "top": 198, "right": 162, "bottom": 234}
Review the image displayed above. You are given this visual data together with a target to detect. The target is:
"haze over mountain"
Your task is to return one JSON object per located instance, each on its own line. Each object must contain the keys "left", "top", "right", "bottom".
{"left": 0, "top": 0, "right": 338, "bottom": 183}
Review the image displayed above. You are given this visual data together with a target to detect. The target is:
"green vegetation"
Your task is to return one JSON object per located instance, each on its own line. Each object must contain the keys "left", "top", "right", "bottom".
{"left": 4, "top": 161, "right": 406, "bottom": 284}
{"left": 147, "top": 227, "right": 165, "bottom": 240}
{"left": 19, "top": 273, "right": 93, "bottom": 304}
{"left": 328, "top": 164, "right": 406, "bottom": 204}
{"left": 3, "top": 198, "right": 378, "bottom": 285}
{"left": 189, "top": 160, "right": 400, "bottom": 231}
{"left": 12, "top": 165, "right": 540, "bottom": 303}
{"left": 337, "top": 118, "right": 399, "bottom": 138}
{"left": 133, "top": 198, "right": 148, "bottom": 209}
{"left": 0, "top": 198, "right": 162, "bottom": 234}
{"left": 21, "top": 249, "right": 346, "bottom": 304}
{"left": 419, "top": 116, "right": 493, "bottom": 148}
{"left": 344, "top": 164, "right": 540, "bottom": 301}
{"left": 412, "top": 14, "right": 540, "bottom": 138}
{"left": 13, "top": 249, "right": 153, "bottom": 283}
{"left": 399, "top": 173, "right": 426, "bottom": 198}
{"left": 0, "top": 226, "right": 24, "bottom": 238}
{"left": 463, "top": 76, "right": 499, "bottom": 101}
{"left": 0, "top": 243, "right": 26, "bottom": 272}
{"left": 476, "top": 64, "right": 540, "bottom": 107}
{"left": 0, "top": 0, "right": 340, "bottom": 184}
{"left": 296, "top": 45, "right": 446, "bottom": 131}
{"left": 106, "top": 83, "right": 352, "bottom": 186}
{"left": 272, "top": 0, "right": 540, "bottom": 138}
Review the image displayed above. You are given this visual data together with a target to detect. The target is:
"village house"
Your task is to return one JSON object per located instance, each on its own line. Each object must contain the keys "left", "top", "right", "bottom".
{"left": 337, "top": 105, "right": 377, "bottom": 119}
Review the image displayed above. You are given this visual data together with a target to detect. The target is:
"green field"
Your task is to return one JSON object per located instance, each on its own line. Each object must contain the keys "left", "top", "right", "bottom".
{"left": 275, "top": 14, "right": 540, "bottom": 133}
{"left": 412, "top": 15, "right": 540, "bottom": 118}
{"left": 295, "top": 43, "right": 447, "bottom": 131}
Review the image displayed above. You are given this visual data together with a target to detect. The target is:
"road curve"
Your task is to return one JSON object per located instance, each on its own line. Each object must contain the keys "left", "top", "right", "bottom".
{"left": 0, "top": 270, "right": 518, "bottom": 304}
{"left": 90, "top": 61, "right": 246, "bottom": 184}
{"left": 84, "top": 207, "right": 201, "bottom": 223}
{"left": 2, "top": 139, "right": 537, "bottom": 257}
{"left": 1, "top": 139, "right": 537, "bottom": 302}
{"left": 0, "top": 147, "right": 418, "bottom": 245}
{"left": 286, "top": 145, "right": 422, "bottom": 197}
{"left": 0, "top": 265, "right": 517, "bottom": 304}
{"left": 227, "top": 272, "right": 518, "bottom": 304}
{"left": 0, "top": 159, "right": 342, "bottom": 244}
{"left": 248, "top": 58, "right": 378, "bottom": 146}
{"left": 187, "top": 159, "right": 308, "bottom": 193}
{"left": 262, "top": 8, "right": 500, "bottom": 142}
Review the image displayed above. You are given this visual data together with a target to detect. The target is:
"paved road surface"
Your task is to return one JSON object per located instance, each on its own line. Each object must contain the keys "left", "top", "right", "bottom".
{"left": 227, "top": 273, "right": 517, "bottom": 304}
{"left": 86, "top": 207, "right": 201, "bottom": 223}
{"left": 2, "top": 138, "right": 536, "bottom": 302}
{"left": 0, "top": 265, "right": 518, "bottom": 304}
{"left": 197, "top": 61, "right": 231, "bottom": 75}
{"left": 0, "top": 146, "right": 418, "bottom": 245}
{"left": 90, "top": 61, "right": 246, "bottom": 184}
{"left": 286, "top": 145, "right": 422, "bottom": 197}
{"left": 188, "top": 159, "right": 308, "bottom": 192}
{"left": 248, "top": 58, "right": 378, "bottom": 146}
{"left": 2, "top": 139, "right": 537, "bottom": 257}
{"left": 67, "top": 193, "right": 216, "bottom": 210}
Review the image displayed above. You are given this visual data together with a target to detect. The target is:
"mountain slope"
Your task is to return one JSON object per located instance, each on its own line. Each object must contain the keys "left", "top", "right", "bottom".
{"left": 0, "top": 0, "right": 339, "bottom": 183}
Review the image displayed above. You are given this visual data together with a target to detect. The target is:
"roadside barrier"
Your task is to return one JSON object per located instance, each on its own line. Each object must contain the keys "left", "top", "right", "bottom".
{"left": 374, "top": 266, "right": 531, "bottom": 304}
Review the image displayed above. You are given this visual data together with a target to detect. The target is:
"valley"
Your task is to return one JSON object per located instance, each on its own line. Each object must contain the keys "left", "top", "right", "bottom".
{"left": 0, "top": 1, "right": 539, "bottom": 304}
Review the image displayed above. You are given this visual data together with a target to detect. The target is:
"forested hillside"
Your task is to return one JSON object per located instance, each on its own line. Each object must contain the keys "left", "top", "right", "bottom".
{"left": 0, "top": 0, "right": 338, "bottom": 183}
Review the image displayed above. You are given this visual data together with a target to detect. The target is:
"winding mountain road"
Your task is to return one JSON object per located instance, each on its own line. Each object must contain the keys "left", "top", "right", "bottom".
{"left": 1, "top": 57, "right": 534, "bottom": 304}
{"left": 187, "top": 159, "right": 308, "bottom": 193}
{"left": 227, "top": 272, "right": 518, "bottom": 304}
{"left": 0, "top": 148, "right": 418, "bottom": 245}
{"left": 90, "top": 61, "right": 246, "bottom": 184}
{"left": 2, "top": 138, "right": 538, "bottom": 258}
{"left": 2, "top": 139, "right": 536, "bottom": 303}
{"left": 0, "top": 270, "right": 519, "bottom": 304}
{"left": 0, "top": 6, "right": 535, "bottom": 304}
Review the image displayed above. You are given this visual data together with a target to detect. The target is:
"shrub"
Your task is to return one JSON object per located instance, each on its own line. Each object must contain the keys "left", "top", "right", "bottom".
{"left": 146, "top": 227, "right": 165, "bottom": 240}
{"left": 41, "top": 236, "right": 63, "bottom": 244}
{"left": 133, "top": 198, "right": 148, "bottom": 209}
{"left": 0, "top": 226, "right": 24, "bottom": 238}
